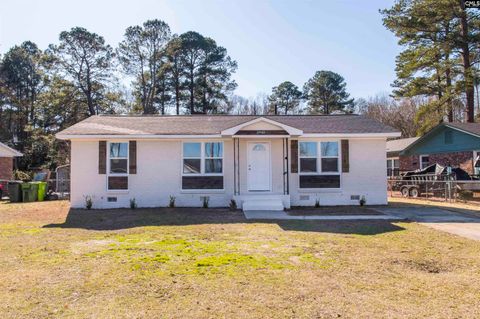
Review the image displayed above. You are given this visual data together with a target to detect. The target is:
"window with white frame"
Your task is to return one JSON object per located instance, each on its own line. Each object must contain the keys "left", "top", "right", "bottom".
{"left": 420, "top": 155, "right": 430, "bottom": 169}
{"left": 299, "top": 141, "right": 339, "bottom": 174}
{"left": 299, "top": 142, "right": 317, "bottom": 173}
{"left": 183, "top": 142, "right": 223, "bottom": 175}
{"left": 387, "top": 158, "right": 400, "bottom": 177}
{"left": 108, "top": 142, "right": 129, "bottom": 190}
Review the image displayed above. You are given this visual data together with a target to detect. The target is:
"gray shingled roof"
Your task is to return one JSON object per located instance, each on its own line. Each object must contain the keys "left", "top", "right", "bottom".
{"left": 446, "top": 122, "right": 480, "bottom": 137}
{"left": 386, "top": 137, "right": 419, "bottom": 153}
{"left": 56, "top": 114, "right": 399, "bottom": 136}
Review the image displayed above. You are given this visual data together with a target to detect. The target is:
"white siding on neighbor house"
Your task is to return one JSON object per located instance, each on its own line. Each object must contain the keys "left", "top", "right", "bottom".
{"left": 289, "top": 138, "right": 388, "bottom": 206}
{"left": 70, "top": 137, "right": 388, "bottom": 208}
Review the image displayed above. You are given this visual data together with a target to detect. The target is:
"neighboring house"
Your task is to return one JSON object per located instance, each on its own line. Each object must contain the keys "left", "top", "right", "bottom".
{"left": 388, "top": 122, "right": 480, "bottom": 177}
{"left": 56, "top": 115, "right": 400, "bottom": 209}
{"left": 386, "top": 137, "right": 419, "bottom": 177}
{"left": 0, "top": 142, "right": 23, "bottom": 180}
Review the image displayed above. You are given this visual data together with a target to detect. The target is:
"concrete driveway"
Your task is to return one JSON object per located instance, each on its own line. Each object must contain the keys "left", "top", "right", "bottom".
{"left": 375, "top": 206, "right": 480, "bottom": 241}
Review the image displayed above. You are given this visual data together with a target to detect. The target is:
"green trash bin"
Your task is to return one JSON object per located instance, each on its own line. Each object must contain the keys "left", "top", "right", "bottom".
{"left": 21, "top": 183, "right": 38, "bottom": 202}
{"left": 7, "top": 181, "right": 23, "bottom": 203}
{"left": 32, "top": 182, "right": 47, "bottom": 201}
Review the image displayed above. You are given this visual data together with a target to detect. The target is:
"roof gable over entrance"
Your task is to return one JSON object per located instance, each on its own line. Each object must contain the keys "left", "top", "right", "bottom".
{"left": 221, "top": 117, "right": 303, "bottom": 136}
{"left": 401, "top": 123, "right": 480, "bottom": 156}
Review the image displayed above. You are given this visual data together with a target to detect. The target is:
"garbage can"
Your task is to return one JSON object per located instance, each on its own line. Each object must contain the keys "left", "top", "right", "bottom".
{"left": 32, "top": 182, "right": 47, "bottom": 201}
{"left": 21, "top": 183, "right": 38, "bottom": 202}
{"left": 7, "top": 181, "right": 23, "bottom": 203}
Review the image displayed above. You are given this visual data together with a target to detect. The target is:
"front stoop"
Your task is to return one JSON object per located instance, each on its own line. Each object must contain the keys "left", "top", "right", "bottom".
{"left": 235, "top": 194, "right": 289, "bottom": 211}
{"left": 242, "top": 198, "right": 284, "bottom": 211}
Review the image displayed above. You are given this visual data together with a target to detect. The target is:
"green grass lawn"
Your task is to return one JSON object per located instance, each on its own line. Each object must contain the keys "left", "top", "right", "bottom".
{"left": 1, "top": 201, "right": 480, "bottom": 318}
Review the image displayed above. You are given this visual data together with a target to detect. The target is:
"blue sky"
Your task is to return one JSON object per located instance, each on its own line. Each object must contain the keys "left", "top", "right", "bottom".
{"left": 0, "top": 0, "right": 400, "bottom": 100}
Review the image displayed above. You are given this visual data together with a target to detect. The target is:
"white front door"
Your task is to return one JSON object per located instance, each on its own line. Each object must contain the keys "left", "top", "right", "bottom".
{"left": 247, "top": 142, "right": 271, "bottom": 191}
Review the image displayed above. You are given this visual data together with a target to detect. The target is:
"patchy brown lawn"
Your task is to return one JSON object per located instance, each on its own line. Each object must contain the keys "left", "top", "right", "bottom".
{"left": 1, "top": 201, "right": 480, "bottom": 318}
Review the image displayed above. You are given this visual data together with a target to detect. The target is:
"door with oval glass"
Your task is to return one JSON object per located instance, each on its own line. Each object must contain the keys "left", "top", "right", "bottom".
{"left": 247, "top": 142, "right": 271, "bottom": 191}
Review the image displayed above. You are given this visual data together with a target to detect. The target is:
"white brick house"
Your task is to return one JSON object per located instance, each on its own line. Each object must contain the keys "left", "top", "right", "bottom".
{"left": 56, "top": 115, "right": 400, "bottom": 210}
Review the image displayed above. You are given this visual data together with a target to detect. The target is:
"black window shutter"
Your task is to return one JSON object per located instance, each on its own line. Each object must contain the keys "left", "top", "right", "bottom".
{"left": 341, "top": 139, "right": 349, "bottom": 173}
{"left": 129, "top": 141, "right": 137, "bottom": 174}
{"left": 98, "top": 141, "right": 106, "bottom": 174}
{"left": 291, "top": 140, "right": 298, "bottom": 173}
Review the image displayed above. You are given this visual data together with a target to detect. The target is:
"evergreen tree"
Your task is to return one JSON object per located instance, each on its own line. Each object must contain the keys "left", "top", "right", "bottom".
{"left": 303, "top": 71, "right": 354, "bottom": 114}
{"left": 48, "top": 27, "right": 114, "bottom": 116}
{"left": 117, "top": 19, "right": 171, "bottom": 114}
{"left": 268, "top": 81, "right": 303, "bottom": 115}
{"left": 381, "top": 0, "right": 480, "bottom": 123}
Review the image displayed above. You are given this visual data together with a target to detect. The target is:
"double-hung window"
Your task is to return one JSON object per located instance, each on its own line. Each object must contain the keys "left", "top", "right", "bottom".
{"left": 183, "top": 142, "right": 202, "bottom": 174}
{"left": 299, "top": 141, "right": 340, "bottom": 188}
{"left": 108, "top": 142, "right": 129, "bottom": 190}
{"left": 183, "top": 142, "right": 223, "bottom": 175}
{"left": 387, "top": 158, "right": 400, "bottom": 177}
{"left": 299, "top": 141, "right": 339, "bottom": 173}
{"left": 299, "top": 142, "right": 317, "bottom": 172}
{"left": 204, "top": 142, "right": 223, "bottom": 174}
{"left": 182, "top": 142, "right": 224, "bottom": 190}
{"left": 320, "top": 142, "right": 339, "bottom": 172}
{"left": 420, "top": 155, "right": 430, "bottom": 170}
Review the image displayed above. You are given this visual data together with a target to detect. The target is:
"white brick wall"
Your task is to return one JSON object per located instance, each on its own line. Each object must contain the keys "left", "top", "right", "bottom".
{"left": 70, "top": 137, "right": 388, "bottom": 208}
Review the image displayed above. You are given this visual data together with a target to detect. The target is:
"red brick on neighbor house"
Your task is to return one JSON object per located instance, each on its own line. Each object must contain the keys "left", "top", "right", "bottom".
{"left": 0, "top": 157, "right": 13, "bottom": 180}
{"left": 399, "top": 155, "right": 420, "bottom": 172}
{"left": 399, "top": 151, "right": 475, "bottom": 174}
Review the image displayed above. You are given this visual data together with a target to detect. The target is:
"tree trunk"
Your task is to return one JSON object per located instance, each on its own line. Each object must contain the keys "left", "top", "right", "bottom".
{"left": 85, "top": 66, "right": 96, "bottom": 116}
{"left": 459, "top": 0, "right": 475, "bottom": 122}
{"left": 86, "top": 94, "right": 96, "bottom": 116}
{"left": 175, "top": 80, "right": 180, "bottom": 115}
{"left": 446, "top": 66, "right": 453, "bottom": 122}
{"left": 189, "top": 69, "right": 194, "bottom": 114}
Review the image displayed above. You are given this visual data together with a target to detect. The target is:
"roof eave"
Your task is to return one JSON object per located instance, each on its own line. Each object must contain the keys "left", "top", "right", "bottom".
{"left": 444, "top": 123, "right": 480, "bottom": 139}
{"left": 0, "top": 143, "right": 23, "bottom": 157}
{"left": 57, "top": 131, "right": 401, "bottom": 140}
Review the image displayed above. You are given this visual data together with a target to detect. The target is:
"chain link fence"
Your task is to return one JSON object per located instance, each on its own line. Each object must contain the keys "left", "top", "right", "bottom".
{"left": 388, "top": 176, "right": 480, "bottom": 203}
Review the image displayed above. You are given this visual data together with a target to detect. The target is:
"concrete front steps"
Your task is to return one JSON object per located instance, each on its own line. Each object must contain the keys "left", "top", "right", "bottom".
{"left": 242, "top": 198, "right": 284, "bottom": 211}
{"left": 235, "top": 194, "right": 289, "bottom": 211}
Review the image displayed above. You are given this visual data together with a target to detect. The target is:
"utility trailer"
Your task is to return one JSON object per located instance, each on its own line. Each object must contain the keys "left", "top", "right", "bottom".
{"left": 390, "top": 164, "right": 471, "bottom": 198}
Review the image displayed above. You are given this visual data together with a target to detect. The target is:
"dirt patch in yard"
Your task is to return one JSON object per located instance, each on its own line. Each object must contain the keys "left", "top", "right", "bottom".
{"left": 390, "top": 258, "right": 454, "bottom": 274}
{"left": 288, "top": 206, "right": 384, "bottom": 216}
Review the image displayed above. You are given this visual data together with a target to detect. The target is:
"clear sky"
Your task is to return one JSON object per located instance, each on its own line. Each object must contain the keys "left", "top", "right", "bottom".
{"left": 0, "top": 0, "right": 400, "bottom": 100}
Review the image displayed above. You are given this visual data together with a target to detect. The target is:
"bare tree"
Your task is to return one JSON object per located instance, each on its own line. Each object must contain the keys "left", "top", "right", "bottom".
{"left": 358, "top": 94, "right": 421, "bottom": 137}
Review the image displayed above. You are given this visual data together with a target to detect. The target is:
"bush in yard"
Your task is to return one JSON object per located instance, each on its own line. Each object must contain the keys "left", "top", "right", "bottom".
{"left": 130, "top": 198, "right": 137, "bottom": 209}
{"left": 169, "top": 196, "right": 175, "bottom": 208}
{"left": 84, "top": 195, "right": 93, "bottom": 210}
{"left": 359, "top": 196, "right": 366, "bottom": 206}
{"left": 229, "top": 199, "right": 237, "bottom": 211}
{"left": 202, "top": 197, "right": 209, "bottom": 208}
{"left": 13, "top": 170, "right": 32, "bottom": 182}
